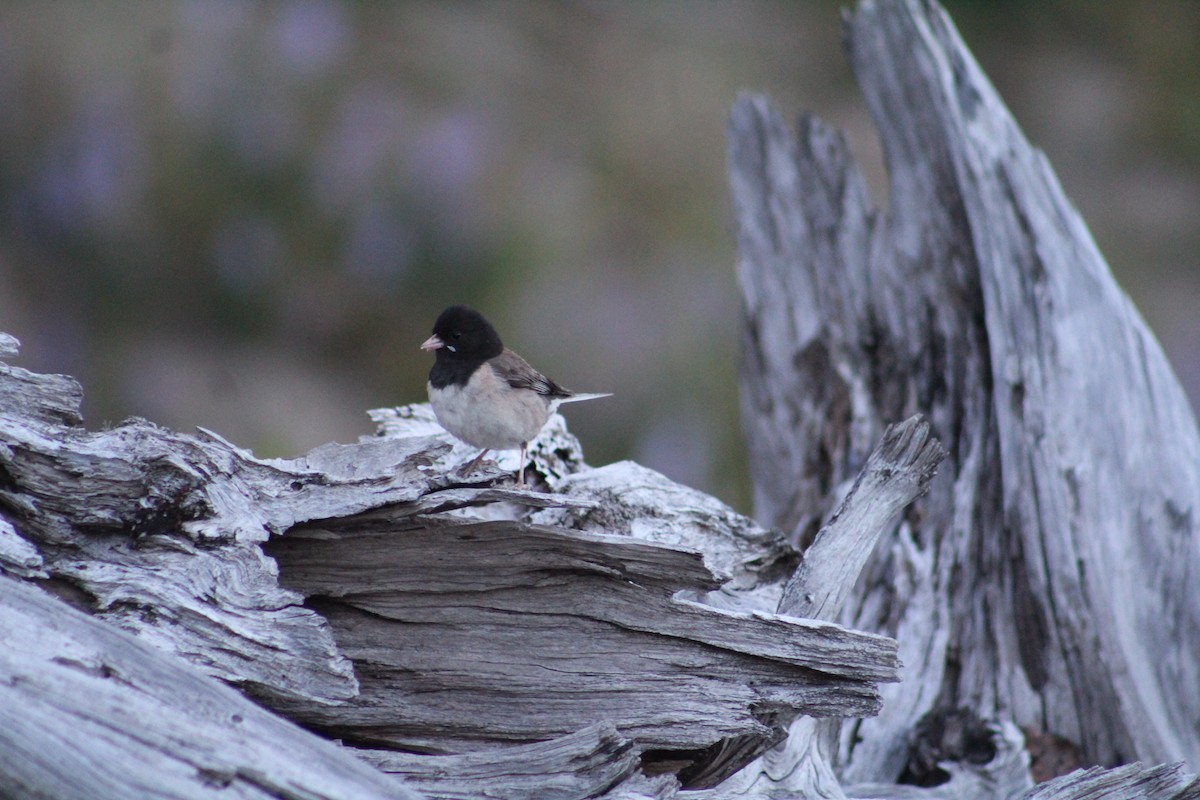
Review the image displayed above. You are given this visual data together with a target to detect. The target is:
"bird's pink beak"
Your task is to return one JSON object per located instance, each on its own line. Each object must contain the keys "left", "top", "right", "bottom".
{"left": 420, "top": 334, "right": 444, "bottom": 352}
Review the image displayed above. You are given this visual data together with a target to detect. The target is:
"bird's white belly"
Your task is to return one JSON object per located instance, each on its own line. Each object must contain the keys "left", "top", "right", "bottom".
{"left": 427, "top": 368, "right": 551, "bottom": 450}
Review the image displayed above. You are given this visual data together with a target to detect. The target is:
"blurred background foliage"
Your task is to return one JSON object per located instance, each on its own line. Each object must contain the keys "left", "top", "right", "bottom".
{"left": 0, "top": 1, "right": 1196, "bottom": 514}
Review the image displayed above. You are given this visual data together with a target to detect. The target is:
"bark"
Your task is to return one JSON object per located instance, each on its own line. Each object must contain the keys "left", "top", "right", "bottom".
{"left": 0, "top": 575, "right": 419, "bottom": 800}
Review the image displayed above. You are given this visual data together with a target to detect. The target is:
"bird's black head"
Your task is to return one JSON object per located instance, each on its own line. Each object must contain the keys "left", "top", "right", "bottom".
{"left": 423, "top": 305, "right": 504, "bottom": 363}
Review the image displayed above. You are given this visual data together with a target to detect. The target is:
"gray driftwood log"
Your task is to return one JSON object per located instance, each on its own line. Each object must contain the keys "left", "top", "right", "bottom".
{"left": 728, "top": 0, "right": 1200, "bottom": 798}
{"left": 1, "top": 316, "right": 937, "bottom": 800}
{"left": 0, "top": 326, "right": 939, "bottom": 799}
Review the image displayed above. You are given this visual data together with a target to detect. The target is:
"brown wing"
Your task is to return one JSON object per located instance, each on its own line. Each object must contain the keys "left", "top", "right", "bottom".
{"left": 491, "top": 348, "right": 573, "bottom": 399}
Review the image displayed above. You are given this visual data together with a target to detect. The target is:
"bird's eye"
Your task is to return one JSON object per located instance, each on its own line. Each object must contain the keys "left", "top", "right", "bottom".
{"left": 452, "top": 331, "right": 462, "bottom": 339}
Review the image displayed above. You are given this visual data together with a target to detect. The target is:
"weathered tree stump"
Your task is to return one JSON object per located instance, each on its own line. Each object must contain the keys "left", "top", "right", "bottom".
{"left": 728, "top": 0, "right": 1200, "bottom": 797}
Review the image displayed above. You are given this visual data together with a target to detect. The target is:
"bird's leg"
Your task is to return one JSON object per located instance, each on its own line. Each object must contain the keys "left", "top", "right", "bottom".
{"left": 461, "top": 449, "right": 491, "bottom": 474}
{"left": 516, "top": 442, "right": 529, "bottom": 487}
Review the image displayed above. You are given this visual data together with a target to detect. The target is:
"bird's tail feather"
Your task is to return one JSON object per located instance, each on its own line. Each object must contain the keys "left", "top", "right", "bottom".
{"left": 558, "top": 392, "right": 612, "bottom": 404}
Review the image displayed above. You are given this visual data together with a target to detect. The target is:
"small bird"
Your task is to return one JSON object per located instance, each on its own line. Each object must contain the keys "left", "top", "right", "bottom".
{"left": 420, "top": 305, "right": 609, "bottom": 487}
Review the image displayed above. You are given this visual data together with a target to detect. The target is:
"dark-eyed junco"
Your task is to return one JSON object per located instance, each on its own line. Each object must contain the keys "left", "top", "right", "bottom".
{"left": 421, "top": 305, "right": 609, "bottom": 486}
